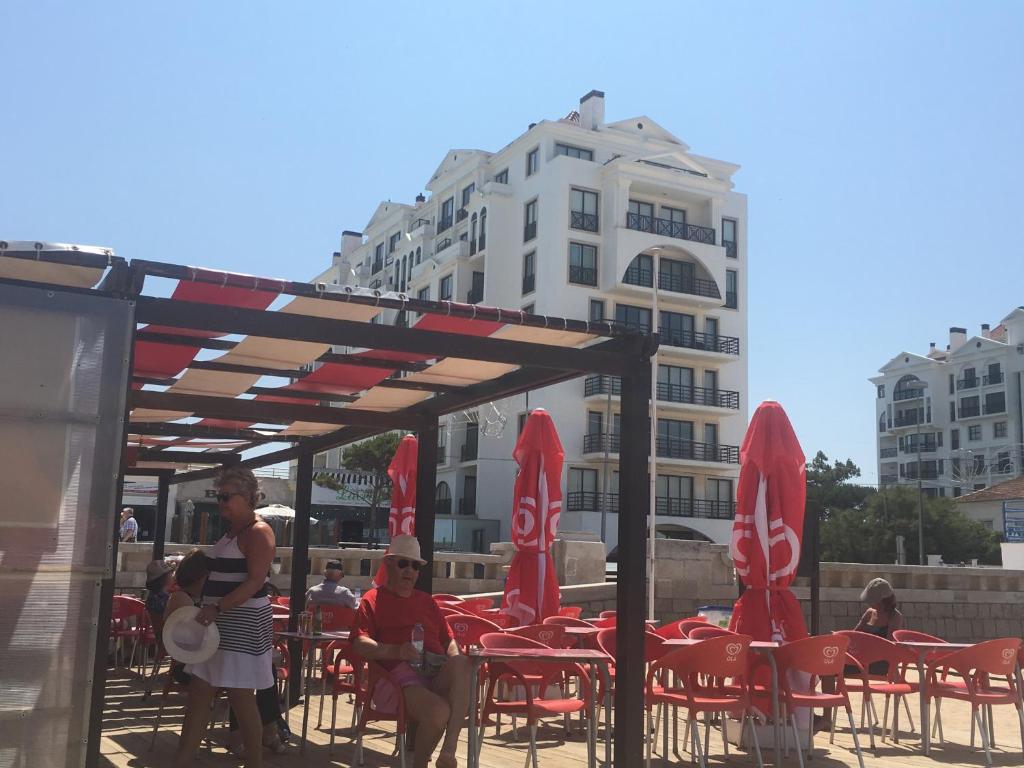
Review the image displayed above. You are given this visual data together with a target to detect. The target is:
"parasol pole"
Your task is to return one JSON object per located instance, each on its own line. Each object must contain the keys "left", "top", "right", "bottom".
{"left": 647, "top": 258, "right": 659, "bottom": 621}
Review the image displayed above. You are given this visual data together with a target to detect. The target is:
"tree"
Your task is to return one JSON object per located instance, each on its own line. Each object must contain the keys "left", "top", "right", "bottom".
{"left": 340, "top": 432, "right": 402, "bottom": 539}
{"left": 806, "top": 451, "right": 874, "bottom": 518}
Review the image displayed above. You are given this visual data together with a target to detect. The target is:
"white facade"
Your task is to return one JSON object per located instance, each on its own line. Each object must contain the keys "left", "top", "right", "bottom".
{"left": 312, "top": 91, "right": 749, "bottom": 551}
{"left": 870, "top": 308, "right": 1024, "bottom": 499}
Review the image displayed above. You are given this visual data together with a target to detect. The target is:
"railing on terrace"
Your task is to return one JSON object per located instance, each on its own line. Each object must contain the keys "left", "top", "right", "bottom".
{"left": 656, "top": 382, "right": 740, "bottom": 409}
{"left": 957, "top": 378, "right": 979, "bottom": 391}
{"left": 893, "top": 387, "right": 925, "bottom": 401}
{"left": 656, "top": 497, "right": 735, "bottom": 519}
{"left": 894, "top": 413, "right": 926, "bottom": 427}
{"left": 456, "top": 207, "right": 468, "bottom": 223}
{"left": 460, "top": 442, "right": 478, "bottom": 462}
{"left": 583, "top": 433, "right": 620, "bottom": 453}
{"left": 570, "top": 211, "right": 599, "bottom": 232}
{"left": 625, "top": 212, "right": 716, "bottom": 245}
{"left": 902, "top": 442, "right": 938, "bottom": 454}
{"left": 724, "top": 240, "right": 737, "bottom": 258}
{"left": 368, "top": 278, "right": 383, "bottom": 290}
{"left": 984, "top": 372, "right": 1004, "bottom": 385}
{"left": 657, "top": 271, "right": 721, "bottom": 299}
{"left": 622, "top": 264, "right": 653, "bottom": 287}
{"left": 565, "top": 491, "right": 618, "bottom": 513}
{"left": 880, "top": 473, "right": 898, "bottom": 484}
{"left": 436, "top": 237, "right": 453, "bottom": 253}
{"left": 458, "top": 498, "right": 476, "bottom": 516}
{"left": 879, "top": 447, "right": 898, "bottom": 459}
{"left": 656, "top": 438, "right": 740, "bottom": 463}
{"left": 466, "top": 287, "right": 483, "bottom": 304}
{"left": 958, "top": 405, "right": 981, "bottom": 418}
{"left": 660, "top": 329, "right": 741, "bottom": 356}
{"left": 436, "top": 498, "right": 452, "bottom": 515}
{"left": 584, "top": 375, "right": 622, "bottom": 397}
{"left": 984, "top": 401, "right": 1006, "bottom": 414}
{"left": 904, "top": 468, "right": 940, "bottom": 480}
{"left": 569, "top": 265, "right": 598, "bottom": 286}
{"left": 437, "top": 217, "right": 453, "bottom": 233}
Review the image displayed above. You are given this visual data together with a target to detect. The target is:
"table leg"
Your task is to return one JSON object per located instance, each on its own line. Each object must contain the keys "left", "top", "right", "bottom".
{"left": 917, "top": 651, "right": 929, "bottom": 755}
{"left": 768, "top": 652, "right": 781, "bottom": 767}
{"left": 468, "top": 657, "right": 481, "bottom": 768}
{"left": 300, "top": 644, "right": 314, "bottom": 754}
{"left": 599, "top": 662, "right": 611, "bottom": 767}
{"left": 588, "top": 662, "right": 597, "bottom": 768}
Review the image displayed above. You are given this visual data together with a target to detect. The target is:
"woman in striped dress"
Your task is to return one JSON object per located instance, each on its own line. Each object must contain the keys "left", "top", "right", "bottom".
{"left": 175, "top": 466, "right": 275, "bottom": 768}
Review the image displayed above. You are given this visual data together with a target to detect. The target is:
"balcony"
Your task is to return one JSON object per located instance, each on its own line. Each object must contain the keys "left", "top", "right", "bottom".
{"left": 456, "top": 207, "right": 468, "bottom": 223}
{"left": 584, "top": 375, "right": 622, "bottom": 398}
{"left": 657, "top": 438, "right": 740, "bottom": 464}
{"left": 458, "top": 498, "right": 476, "bottom": 516}
{"left": 904, "top": 467, "right": 940, "bottom": 480}
{"left": 409, "top": 218, "right": 433, "bottom": 236}
{"left": 570, "top": 211, "right": 599, "bottom": 232}
{"left": 623, "top": 264, "right": 653, "bottom": 287}
{"left": 957, "top": 377, "right": 979, "bottom": 391}
{"left": 466, "top": 287, "right": 483, "bottom": 304}
{"left": 893, "top": 413, "right": 926, "bottom": 428}
{"left": 724, "top": 240, "right": 737, "bottom": 259}
{"left": 436, "top": 498, "right": 452, "bottom": 515}
{"left": 657, "top": 271, "right": 721, "bottom": 299}
{"left": 658, "top": 382, "right": 740, "bottom": 409}
{"left": 436, "top": 449, "right": 446, "bottom": 465}
{"left": 660, "top": 329, "right": 741, "bottom": 356}
{"left": 880, "top": 473, "right": 898, "bottom": 484}
{"left": 437, "top": 217, "right": 453, "bottom": 234}
{"left": 893, "top": 387, "right": 925, "bottom": 402}
{"left": 958, "top": 405, "right": 981, "bottom": 418}
{"left": 461, "top": 441, "right": 478, "bottom": 462}
{"left": 583, "top": 433, "right": 620, "bottom": 454}
{"left": 725, "top": 291, "right": 737, "bottom": 309}
{"left": 902, "top": 442, "right": 938, "bottom": 454}
{"left": 436, "top": 237, "right": 453, "bottom": 253}
{"left": 565, "top": 491, "right": 617, "bottom": 513}
{"left": 983, "top": 372, "right": 1004, "bottom": 386}
{"left": 879, "top": 447, "right": 898, "bottom": 459}
{"left": 984, "top": 401, "right": 1006, "bottom": 415}
{"left": 625, "top": 212, "right": 716, "bottom": 245}
{"left": 522, "top": 273, "right": 535, "bottom": 295}
{"left": 569, "top": 265, "right": 598, "bottom": 286}
{"left": 656, "top": 497, "right": 735, "bottom": 520}
{"left": 524, "top": 221, "right": 537, "bottom": 242}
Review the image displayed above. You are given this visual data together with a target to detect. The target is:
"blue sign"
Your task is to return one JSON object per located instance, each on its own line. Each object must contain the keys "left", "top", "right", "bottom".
{"left": 1004, "top": 501, "right": 1024, "bottom": 543}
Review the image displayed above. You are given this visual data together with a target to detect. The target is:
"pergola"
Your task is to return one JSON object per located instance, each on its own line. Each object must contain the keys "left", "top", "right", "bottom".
{"left": 0, "top": 243, "right": 657, "bottom": 767}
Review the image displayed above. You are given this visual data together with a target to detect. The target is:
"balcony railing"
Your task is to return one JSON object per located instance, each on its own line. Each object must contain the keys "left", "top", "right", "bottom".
{"left": 436, "top": 498, "right": 452, "bottom": 515}
{"left": 879, "top": 447, "right": 898, "bottom": 459}
{"left": 478, "top": 233, "right": 486, "bottom": 251}
{"left": 584, "top": 375, "right": 622, "bottom": 397}
{"left": 657, "top": 382, "right": 740, "bottom": 409}
{"left": 466, "top": 287, "right": 483, "bottom": 304}
{"left": 372, "top": 259, "right": 383, "bottom": 274}
{"left": 902, "top": 442, "right": 938, "bottom": 454}
{"left": 570, "top": 211, "right": 599, "bottom": 232}
{"left": 984, "top": 401, "right": 1006, "bottom": 415}
{"left": 569, "top": 265, "right": 598, "bottom": 286}
{"left": 368, "top": 278, "right": 383, "bottom": 290}
{"left": 461, "top": 442, "right": 478, "bottom": 462}
{"left": 880, "top": 473, "right": 898, "bottom": 484}
{"left": 583, "top": 433, "right": 620, "bottom": 454}
{"left": 894, "top": 413, "right": 926, "bottom": 427}
{"left": 623, "top": 264, "right": 654, "bottom": 287}
{"left": 522, "top": 273, "right": 535, "bottom": 295}
{"left": 893, "top": 388, "right": 925, "bottom": 401}
{"left": 656, "top": 497, "right": 736, "bottom": 519}
{"left": 456, "top": 207, "right": 468, "bottom": 223}
{"left": 524, "top": 221, "right": 537, "bottom": 241}
{"left": 458, "top": 498, "right": 476, "bottom": 516}
{"left": 437, "top": 217, "right": 453, "bottom": 233}
{"left": 957, "top": 378, "right": 979, "bottom": 391}
{"left": 625, "top": 212, "right": 716, "bottom": 245}
{"left": 660, "top": 329, "right": 741, "bottom": 356}
{"left": 958, "top": 405, "right": 981, "bottom": 418}
{"left": 436, "top": 237, "right": 453, "bottom": 253}
{"left": 565, "top": 491, "right": 618, "bottom": 513}
{"left": 724, "top": 240, "right": 737, "bottom": 258}
{"left": 983, "top": 372, "right": 1004, "bottom": 385}
{"left": 656, "top": 438, "right": 740, "bottom": 464}
{"left": 904, "top": 467, "right": 940, "bottom": 480}
{"left": 657, "top": 271, "right": 721, "bottom": 299}
{"left": 436, "top": 449, "right": 446, "bottom": 465}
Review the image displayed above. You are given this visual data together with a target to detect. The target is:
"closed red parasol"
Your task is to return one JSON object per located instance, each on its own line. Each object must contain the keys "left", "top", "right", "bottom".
{"left": 728, "top": 401, "right": 808, "bottom": 643}
{"left": 373, "top": 434, "right": 418, "bottom": 586}
{"left": 501, "top": 409, "right": 564, "bottom": 626}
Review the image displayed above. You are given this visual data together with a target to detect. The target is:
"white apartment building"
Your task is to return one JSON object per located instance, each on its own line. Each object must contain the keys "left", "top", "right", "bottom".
{"left": 312, "top": 91, "right": 749, "bottom": 553}
{"left": 870, "top": 309, "right": 1024, "bottom": 499}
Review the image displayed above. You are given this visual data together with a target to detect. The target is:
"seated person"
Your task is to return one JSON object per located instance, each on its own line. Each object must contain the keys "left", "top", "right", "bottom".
{"left": 854, "top": 577, "right": 903, "bottom": 639}
{"left": 305, "top": 558, "right": 357, "bottom": 609}
{"left": 145, "top": 559, "right": 176, "bottom": 638}
{"left": 351, "top": 535, "right": 469, "bottom": 768}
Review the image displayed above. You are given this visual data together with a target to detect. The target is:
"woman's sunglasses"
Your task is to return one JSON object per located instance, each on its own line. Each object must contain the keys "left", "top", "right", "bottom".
{"left": 214, "top": 491, "right": 244, "bottom": 503}
{"left": 394, "top": 559, "right": 422, "bottom": 571}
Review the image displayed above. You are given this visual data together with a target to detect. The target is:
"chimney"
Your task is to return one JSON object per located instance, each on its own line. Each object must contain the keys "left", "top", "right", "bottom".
{"left": 949, "top": 326, "right": 967, "bottom": 351}
{"left": 579, "top": 89, "right": 605, "bottom": 130}
{"left": 981, "top": 323, "right": 991, "bottom": 339}
{"left": 340, "top": 230, "right": 363, "bottom": 259}
{"left": 415, "top": 193, "right": 426, "bottom": 207}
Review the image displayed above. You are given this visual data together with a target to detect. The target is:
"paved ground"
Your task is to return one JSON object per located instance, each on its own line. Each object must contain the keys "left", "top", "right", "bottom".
{"left": 100, "top": 670, "right": 1024, "bottom": 767}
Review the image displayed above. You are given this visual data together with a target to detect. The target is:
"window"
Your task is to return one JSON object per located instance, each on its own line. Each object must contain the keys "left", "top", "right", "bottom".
{"left": 569, "top": 242, "right": 598, "bottom": 286}
{"left": 555, "top": 143, "right": 594, "bottom": 161}
{"left": 570, "top": 188, "right": 599, "bottom": 232}
{"left": 518, "top": 413, "right": 528, "bottom": 435}
{"left": 997, "top": 451, "right": 1012, "bottom": 473}
{"left": 949, "top": 401, "right": 956, "bottom": 422}
{"left": 973, "top": 454, "right": 986, "bottom": 474}
{"left": 435, "top": 482, "right": 451, "bottom": 513}
{"left": 522, "top": 303, "right": 534, "bottom": 314}
{"left": 439, "top": 274, "right": 452, "bottom": 301}
{"left": 627, "top": 199, "right": 655, "bottom": 231}
{"left": 415, "top": 246, "right": 421, "bottom": 264}
{"left": 704, "top": 423, "right": 719, "bottom": 446}
{"left": 568, "top": 469, "right": 598, "bottom": 510}
{"left": 523, "top": 199, "right": 538, "bottom": 241}
{"left": 656, "top": 475, "right": 693, "bottom": 515}
{"left": 589, "top": 299, "right": 605, "bottom": 323}
{"left": 951, "top": 428, "right": 959, "bottom": 449}
{"left": 995, "top": 421, "right": 1008, "bottom": 439}
{"left": 479, "top": 207, "right": 487, "bottom": 250}
{"left": 968, "top": 425, "right": 982, "bottom": 441}
{"left": 388, "top": 231, "right": 401, "bottom": 254}
{"left": 706, "top": 478, "right": 734, "bottom": 515}
{"left": 526, "top": 147, "right": 539, "bottom": 176}
{"left": 722, "top": 218, "right": 738, "bottom": 258}
{"left": 704, "top": 317, "right": 719, "bottom": 338}
{"left": 438, "top": 197, "right": 455, "bottom": 232}
{"left": 659, "top": 311, "right": 695, "bottom": 346}
{"left": 461, "top": 183, "right": 475, "bottom": 207}
{"left": 877, "top": 385, "right": 885, "bottom": 399}
{"left": 587, "top": 411, "right": 604, "bottom": 436}
{"left": 615, "top": 304, "right": 652, "bottom": 333}
{"left": 494, "top": 168, "right": 509, "bottom": 184}
{"left": 470, "top": 213, "right": 478, "bottom": 251}
{"left": 373, "top": 243, "right": 384, "bottom": 272}
{"left": 662, "top": 206, "right": 686, "bottom": 227}
{"left": 522, "top": 251, "right": 535, "bottom": 295}
{"left": 985, "top": 391, "right": 1006, "bottom": 414}
{"left": 417, "top": 286, "right": 430, "bottom": 301}
{"left": 959, "top": 395, "right": 980, "bottom": 418}
{"left": 725, "top": 270, "right": 738, "bottom": 309}
{"left": 987, "top": 362, "right": 1002, "bottom": 384}
{"left": 623, "top": 253, "right": 653, "bottom": 287}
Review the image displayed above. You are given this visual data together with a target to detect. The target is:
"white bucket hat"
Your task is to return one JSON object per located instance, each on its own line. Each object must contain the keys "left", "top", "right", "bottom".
{"left": 385, "top": 534, "right": 427, "bottom": 565}
{"left": 162, "top": 606, "right": 220, "bottom": 664}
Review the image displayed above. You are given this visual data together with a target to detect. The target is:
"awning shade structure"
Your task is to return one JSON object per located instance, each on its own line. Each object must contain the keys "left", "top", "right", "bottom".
{"left": 0, "top": 242, "right": 658, "bottom": 767}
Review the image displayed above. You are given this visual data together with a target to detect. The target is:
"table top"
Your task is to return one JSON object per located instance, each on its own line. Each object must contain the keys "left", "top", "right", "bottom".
{"left": 468, "top": 647, "right": 610, "bottom": 662}
{"left": 276, "top": 630, "right": 350, "bottom": 642}
{"left": 898, "top": 641, "right": 972, "bottom": 650}
{"left": 563, "top": 626, "right": 601, "bottom": 636}
{"left": 664, "top": 638, "right": 779, "bottom": 650}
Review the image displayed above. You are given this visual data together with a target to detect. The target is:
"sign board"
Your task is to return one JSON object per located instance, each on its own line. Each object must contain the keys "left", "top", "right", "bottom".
{"left": 311, "top": 471, "right": 377, "bottom": 507}
{"left": 1004, "top": 501, "right": 1024, "bottom": 543}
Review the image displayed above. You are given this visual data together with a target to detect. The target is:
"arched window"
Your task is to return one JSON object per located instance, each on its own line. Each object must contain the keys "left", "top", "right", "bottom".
{"left": 435, "top": 481, "right": 452, "bottom": 515}
{"left": 416, "top": 246, "right": 421, "bottom": 265}
{"left": 470, "top": 212, "right": 478, "bottom": 244}
{"left": 479, "top": 207, "right": 487, "bottom": 249}
{"left": 400, "top": 256, "right": 407, "bottom": 293}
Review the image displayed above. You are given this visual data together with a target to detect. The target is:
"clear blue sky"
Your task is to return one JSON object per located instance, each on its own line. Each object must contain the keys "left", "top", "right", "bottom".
{"left": 4, "top": 1, "right": 1023, "bottom": 481}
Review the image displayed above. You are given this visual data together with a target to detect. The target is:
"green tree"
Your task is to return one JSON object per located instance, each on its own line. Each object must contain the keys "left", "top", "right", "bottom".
{"left": 806, "top": 451, "right": 874, "bottom": 518}
{"left": 340, "top": 432, "right": 402, "bottom": 539}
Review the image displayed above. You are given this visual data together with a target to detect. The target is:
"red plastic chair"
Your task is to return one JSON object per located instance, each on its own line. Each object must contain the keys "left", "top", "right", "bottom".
{"left": 483, "top": 611, "right": 516, "bottom": 629}
{"left": 926, "top": 638, "right": 1024, "bottom": 765}
{"left": 558, "top": 606, "right": 583, "bottom": 620}
{"left": 437, "top": 605, "right": 467, "bottom": 617}
{"left": 323, "top": 643, "right": 367, "bottom": 753}
{"left": 834, "top": 630, "right": 919, "bottom": 746}
{"left": 772, "top": 634, "right": 866, "bottom": 768}
{"left": 599, "top": 610, "right": 617, "bottom": 619}
{"left": 478, "top": 633, "right": 595, "bottom": 767}
{"left": 273, "top": 596, "right": 290, "bottom": 607}
{"left": 543, "top": 616, "right": 597, "bottom": 628}
{"left": 653, "top": 617, "right": 707, "bottom": 640}
{"left": 594, "top": 615, "right": 617, "bottom": 629}
{"left": 509, "top": 624, "right": 567, "bottom": 649}
{"left": 645, "top": 634, "right": 762, "bottom": 768}
{"left": 892, "top": 627, "right": 969, "bottom": 742}
{"left": 432, "top": 593, "right": 463, "bottom": 603}
{"left": 460, "top": 597, "right": 495, "bottom": 615}
{"left": 688, "top": 625, "right": 737, "bottom": 641}
{"left": 594, "top": 627, "right": 668, "bottom": 749}
{"left": 352, "top": 660, "right": 410, "bottom": 767}
{"left": 110, "top": 596, "right": 147, "bottom": 671}
{"left": 446, "top": 614, "right": 503, "bottom": 653}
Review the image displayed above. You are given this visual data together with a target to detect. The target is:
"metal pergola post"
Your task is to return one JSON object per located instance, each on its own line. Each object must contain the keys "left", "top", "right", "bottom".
{"left": 153, "top": 473, "right": 170, "bottom": 560}
{"left": 287, "top": 449, "right": 314, "bottom": 706}
{"left": 414, "top": 421, "right": 440, "bottom": 593}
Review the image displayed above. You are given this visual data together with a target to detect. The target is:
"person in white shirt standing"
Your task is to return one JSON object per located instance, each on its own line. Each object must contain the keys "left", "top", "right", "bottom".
{"left": 305, "top": 559, "right": 358, "bottom": 609}
{"left": 119, "top": 507, "right": 139, "bottom": 543}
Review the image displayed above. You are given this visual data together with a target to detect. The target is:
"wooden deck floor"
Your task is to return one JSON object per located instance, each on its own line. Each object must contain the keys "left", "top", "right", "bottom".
{"left": 100, "top": 670, "right": 1024, "bottom": 767}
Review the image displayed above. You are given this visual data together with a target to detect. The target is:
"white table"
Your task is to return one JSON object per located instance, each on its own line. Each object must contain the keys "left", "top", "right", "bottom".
{"left": 276, "top": 629, "right": 350, "bottom": 754}
{"left": 897, "top": 640, "right": 972, "bottom": 755}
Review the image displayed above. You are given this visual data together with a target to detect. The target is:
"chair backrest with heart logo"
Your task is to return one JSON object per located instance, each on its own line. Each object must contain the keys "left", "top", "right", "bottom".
{"left": 774, "top": 634, "right": 852, "bottom": 678}
{"left": 938, "top": 638, "right": 1024, "bottom": 678}
{"left": 657, "top": 634, "right": 753, "bottom": 680}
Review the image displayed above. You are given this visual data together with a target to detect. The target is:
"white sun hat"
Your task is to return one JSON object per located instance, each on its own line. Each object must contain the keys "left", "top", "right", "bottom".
{"left": 162, "top": 606, "right": 220, "bottom": 664}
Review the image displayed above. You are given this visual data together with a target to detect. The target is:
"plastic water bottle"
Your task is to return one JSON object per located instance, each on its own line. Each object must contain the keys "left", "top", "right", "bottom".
{"left": 353, "top": 587, "right": 362, "bottom": 605}
{"left": 411, "top": 623, "right": 424, "bottom": 669}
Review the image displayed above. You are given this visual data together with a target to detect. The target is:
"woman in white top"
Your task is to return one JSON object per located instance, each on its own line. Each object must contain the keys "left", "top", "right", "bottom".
{"left": 174, "top": 466, "right": 276, "bottom": 768}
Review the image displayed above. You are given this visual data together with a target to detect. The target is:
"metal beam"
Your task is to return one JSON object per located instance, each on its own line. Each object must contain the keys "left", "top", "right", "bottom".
{"left": 246, "top": 386, "right": 358, "bottom": 404}
{"left": 130, "top": 422, "right": 297, "bottom": 443}
{"left": 414, "top": 423, "right": 439, "bottom": 594}
{"left": 136, "top": 449, "right": 242, "bottom": 465}
{"left": 134, "top": 295, "right": 634, "bottom": 375}
{"left": 153, "top": 474, "right": 170, "bottom": 560}
{"left": 189, "top": 359, "right": 309, "bottom": 379}
{"left": 376, "top": 378, "right": 463, "bottom": 394}
{"left": 131, "top": 390, "right": 422, "bottom": 430}
{"left": 288, "top": 450, "right": 313, "bottom": 706}
{"left": 615, "top": 363, "right": 652, "bottom": 767}
{"left": 136, "top": 330, "right": 238, "bottom": 351}
{"left": 319, "top": 351, "right": 428, "bottom": 373}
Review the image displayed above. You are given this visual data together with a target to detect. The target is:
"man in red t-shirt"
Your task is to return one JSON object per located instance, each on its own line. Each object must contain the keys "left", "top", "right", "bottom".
{"left": 352, "top": 535, "right": 469, "bottom": 768}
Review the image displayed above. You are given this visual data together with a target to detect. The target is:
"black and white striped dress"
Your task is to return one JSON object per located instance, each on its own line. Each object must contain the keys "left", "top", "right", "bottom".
{"left": 185, "top": 530, "right": 273, "bottom": 689}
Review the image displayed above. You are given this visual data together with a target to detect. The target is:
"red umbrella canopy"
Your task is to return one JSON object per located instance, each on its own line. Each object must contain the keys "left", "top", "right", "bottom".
{"left": 728, "top": 401, "right": 808, "bottom": 643}
{"left": 386, "top": 434, "right": 419, "bottom": 538}
{"left": 501, "top": 409, "right": 564, "bottom": 625}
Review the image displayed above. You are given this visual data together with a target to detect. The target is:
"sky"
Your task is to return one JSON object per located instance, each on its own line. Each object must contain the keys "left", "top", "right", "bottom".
{"left": 3, "top": 1, "right": 1023, "bottom": 482}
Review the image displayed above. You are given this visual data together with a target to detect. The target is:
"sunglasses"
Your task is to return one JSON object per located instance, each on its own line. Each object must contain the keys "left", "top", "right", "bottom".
{"left": 214, "top": 491, "right": 244, "bottom": 503}
{"left": 394, "top": 559, "right": 423, "bottom": 571}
